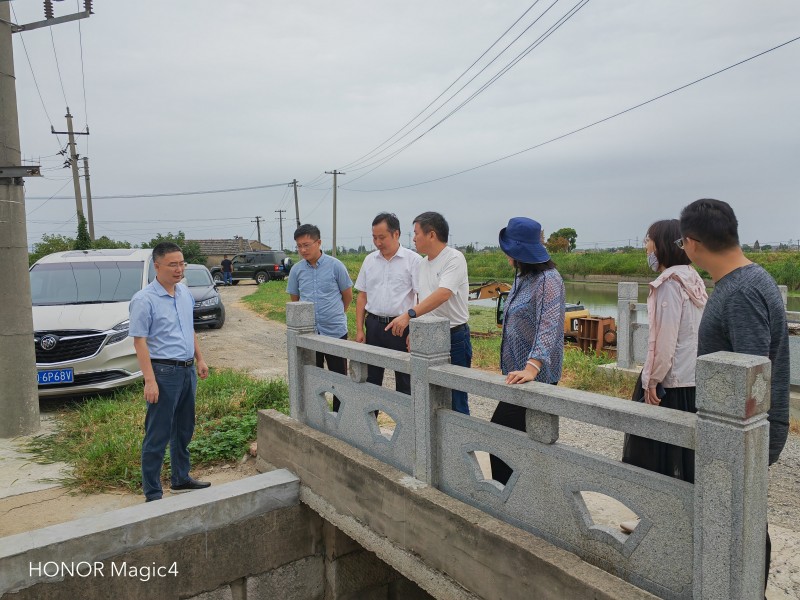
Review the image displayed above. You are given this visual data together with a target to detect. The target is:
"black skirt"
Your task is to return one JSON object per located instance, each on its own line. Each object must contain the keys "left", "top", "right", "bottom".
{"left": 622, "top": 374, "right": 696, "bottom": 483}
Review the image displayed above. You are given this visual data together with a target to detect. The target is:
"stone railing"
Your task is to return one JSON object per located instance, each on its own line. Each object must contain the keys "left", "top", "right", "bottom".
{"left": 286, "top": 301, "right": 771, "bottom": 600}
{"left": 616, "top": 282, "right": 799, "bottom": 387}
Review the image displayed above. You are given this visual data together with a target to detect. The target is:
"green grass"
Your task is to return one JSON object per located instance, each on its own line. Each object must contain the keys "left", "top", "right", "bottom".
{"left": 26, "top": 369, "right": 288, "bottom": 493}
{"left": 291, "top": 249, "right": 800, "bottom": 289}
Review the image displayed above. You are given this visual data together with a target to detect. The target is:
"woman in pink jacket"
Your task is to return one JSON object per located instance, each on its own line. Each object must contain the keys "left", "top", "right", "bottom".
{"left": 622, "top": 219, "right": 708, "bottom": 484}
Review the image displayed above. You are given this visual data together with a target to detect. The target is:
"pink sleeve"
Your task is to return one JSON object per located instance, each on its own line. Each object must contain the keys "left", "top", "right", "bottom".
{"left": 643, "top": 281, "right": 683, "bottom": 389}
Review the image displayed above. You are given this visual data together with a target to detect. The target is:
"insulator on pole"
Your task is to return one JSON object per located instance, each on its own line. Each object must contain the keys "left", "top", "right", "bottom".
{"left": 84, "top": 0, "right": 93, "bottom": 14}
{"left": 44, "top": 0, "right": 54, "bottom": 19}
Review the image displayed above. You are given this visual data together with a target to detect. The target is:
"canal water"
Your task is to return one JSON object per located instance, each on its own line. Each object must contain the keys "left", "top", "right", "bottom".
{"left": 476, "top": 281, "right": 800, "bottom": 316}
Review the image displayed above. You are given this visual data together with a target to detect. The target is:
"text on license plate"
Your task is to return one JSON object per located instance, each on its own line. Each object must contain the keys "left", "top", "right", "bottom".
{"left": 38, "top": 368, "right": 74, "bottom": 385}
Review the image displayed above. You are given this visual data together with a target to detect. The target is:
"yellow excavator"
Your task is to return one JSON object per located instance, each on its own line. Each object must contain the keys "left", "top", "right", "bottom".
{"left": 468, "top": 281, "right": 590, "bottom": 339}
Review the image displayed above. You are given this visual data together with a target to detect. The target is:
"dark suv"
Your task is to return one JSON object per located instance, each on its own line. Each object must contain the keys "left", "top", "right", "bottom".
{"left": 210, "top": 251, "right": 292, "bottom": 285}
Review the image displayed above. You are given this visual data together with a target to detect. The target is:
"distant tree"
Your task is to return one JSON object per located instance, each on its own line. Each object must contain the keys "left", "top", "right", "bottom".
{"left": 464, "top": 243, "right": 476, "bottom": 254}
{"left": 762, "top": 245, "right": 773, "bottom": 251}
{"left": 546, "top": 236, "right": 569, "bottom": 254}
{"left": 549, "top": 227, "right": 577, "bottom": 252}
{"left": 741, "top": 244, "right": 752, "bottom": 252}
{"left": 29, "top": 234, "right": 74, "bottom": 265}
{"left": 93, "top": 236, "right": 131, "bottom": 250}
{"left": 142, "top": 231, "right": 207, "bottom": 264}
{"left": 74, "top": 214, "right": 92, "bottom": 250}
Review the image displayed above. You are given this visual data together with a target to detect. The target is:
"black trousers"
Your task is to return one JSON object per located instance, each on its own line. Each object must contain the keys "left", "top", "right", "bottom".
{"left": 316, "top": 334, "right": 347, "bottom": 411}
{"left": 365, "top": 314, "right": 411, "bottom": 394}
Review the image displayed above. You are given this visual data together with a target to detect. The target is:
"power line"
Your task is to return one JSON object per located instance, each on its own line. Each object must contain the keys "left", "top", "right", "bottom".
{"left": 343, "top": 34, "right": 800, "bottom": 193}
{"left": 342, "top": 0, "right": 589, "bottom": 185}
{"left": 9, "top": 4, "right": 64, "bottom": 150}
{"left": 49, "top": 27, "right": 70, "bottom": 107}
{"left": 337, "top": 0, "right": 547, "bottom": 171}
{"left": 25, "top": 181, "right": 292, "bottom": 200}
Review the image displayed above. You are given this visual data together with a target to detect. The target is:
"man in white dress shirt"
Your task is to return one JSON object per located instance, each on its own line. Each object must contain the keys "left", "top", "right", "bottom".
{"left": 354, "top": 213, "right": 422, "bottom": 394}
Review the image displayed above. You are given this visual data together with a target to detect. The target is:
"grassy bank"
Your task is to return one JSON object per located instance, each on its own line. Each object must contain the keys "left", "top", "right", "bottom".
{"left": 27, "top": 369, "right": 288, "bottom": 493}
{"left": 291, "top": 249, "right": 800, "bottom": 289}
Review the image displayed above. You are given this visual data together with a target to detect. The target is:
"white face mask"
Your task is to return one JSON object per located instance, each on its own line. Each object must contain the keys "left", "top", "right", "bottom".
{"left": 647, "top": 251, "right": 660, "bottom": 272}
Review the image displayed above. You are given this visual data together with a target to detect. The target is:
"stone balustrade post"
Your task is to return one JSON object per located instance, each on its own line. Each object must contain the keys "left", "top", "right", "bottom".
{"left": 693, "top": 351, "right": 771, "bottom": 600}
{"left": 778, "top": 285, "right": 787, "bottom": 308}
{"left": 616, "top": 282, "right": 638, "bottom": 368}
{"left": 286, "top": 302, "right": 316, "bottom": 422}
{"left": 409, "top": 316, "right": 452, "bottom": 486}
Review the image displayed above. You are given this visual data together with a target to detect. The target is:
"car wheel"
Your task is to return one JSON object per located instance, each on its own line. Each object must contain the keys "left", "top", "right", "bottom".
{"left": 212, "top": 272, "right": 224, "bottom": 284}
{"left": 231, "top": 280, "right": 240, "bottom": 285}
{"left": 255, "top": 271, "right": 269, "bottom": 284}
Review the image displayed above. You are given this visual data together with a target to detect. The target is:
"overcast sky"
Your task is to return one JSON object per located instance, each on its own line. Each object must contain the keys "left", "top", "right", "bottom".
{"left": 11, "top": 1, "right": 800, "bottom": 253}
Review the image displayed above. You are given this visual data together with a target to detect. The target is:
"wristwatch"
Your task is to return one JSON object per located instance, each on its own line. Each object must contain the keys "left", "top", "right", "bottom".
{"left": 407, "top": 309, "right": 417, "bottom": 318}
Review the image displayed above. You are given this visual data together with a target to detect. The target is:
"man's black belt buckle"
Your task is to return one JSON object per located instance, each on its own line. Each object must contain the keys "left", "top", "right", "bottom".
{"left": 367, "top": 313, "right": 398, "bottom": 325}
{"left": 152, "top": 358, "right": 195, "bottom": 368}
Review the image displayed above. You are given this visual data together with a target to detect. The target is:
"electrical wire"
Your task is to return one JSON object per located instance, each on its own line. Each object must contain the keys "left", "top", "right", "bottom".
{"left": 10, "top": 4, "right": 64, "bottom": 150}
{"left": 49, "top": 28, "right": 70, "bottom": 108}
{"left": 25, "top": 181, "right": 293, "bottom": 200}
{"left": 337, "top": 0, "right": 546, "bottom": 172}
{"left": 342, "top": 0, "right": 588, "bottom": 184}
{"left": 75, "top": 0, "right": 90, "bottom": 157}
{"left": 343, "top": 34, "right": 800, "bottom": 193}
{"left": 25, "top": 180, "right": 73, "bottom": 216}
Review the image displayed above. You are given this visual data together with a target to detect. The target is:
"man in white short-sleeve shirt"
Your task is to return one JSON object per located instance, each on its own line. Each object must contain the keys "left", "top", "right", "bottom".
{"left": 387, "top": 211, "right": 471, "bottom": 414}
{"left": 355, "top": 212, "right": 422, "bottom": 394}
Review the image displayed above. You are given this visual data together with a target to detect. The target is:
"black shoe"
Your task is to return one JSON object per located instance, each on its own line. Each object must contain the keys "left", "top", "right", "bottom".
{"left": 171, "top": 477, "right": 211, "bottom": 492}
{"left": 145, "top": 496, "right": 161, "bottom": 503}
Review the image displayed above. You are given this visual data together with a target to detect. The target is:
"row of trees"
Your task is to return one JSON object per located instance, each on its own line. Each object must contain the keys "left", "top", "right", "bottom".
{"left": 28, "top": 219, "right": 207, "bottom": 266}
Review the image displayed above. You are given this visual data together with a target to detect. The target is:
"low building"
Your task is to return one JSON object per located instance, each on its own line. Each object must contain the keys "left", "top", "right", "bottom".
{"left": 189, "top": 237, "right": 271, "bottom": 268}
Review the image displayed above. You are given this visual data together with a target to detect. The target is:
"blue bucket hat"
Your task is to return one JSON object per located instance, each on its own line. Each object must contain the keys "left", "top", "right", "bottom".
{"left": 499, "top": 217, "right": 551, "bottom": 264}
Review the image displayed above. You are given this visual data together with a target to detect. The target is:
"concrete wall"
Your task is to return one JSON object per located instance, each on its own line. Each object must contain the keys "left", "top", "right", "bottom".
{"left": 258, "top": 410, "right": 655, "bottom": 600}
{"left": 282, "top": 300, "right": 772, "bottom": 600}
{"left": 0, "top": 470, "right": 430, "bottom": 600}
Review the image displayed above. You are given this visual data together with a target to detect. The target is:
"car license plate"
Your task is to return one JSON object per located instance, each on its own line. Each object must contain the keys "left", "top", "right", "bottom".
{"left": 37, "top": 368, "right": 74, "bottom": 385}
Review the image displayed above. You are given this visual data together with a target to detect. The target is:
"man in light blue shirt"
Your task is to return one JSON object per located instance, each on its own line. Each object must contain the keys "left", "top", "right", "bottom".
{"left": 129, "top": 242, "right": 210, "bottom": 502}
{"left": 287, "top": 224, "right": 353, "bottom": 411}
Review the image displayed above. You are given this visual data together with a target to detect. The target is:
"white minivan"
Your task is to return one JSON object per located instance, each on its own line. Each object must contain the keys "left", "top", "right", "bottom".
{"left": 29, "top": 249, "right": 155, "bottom": 397}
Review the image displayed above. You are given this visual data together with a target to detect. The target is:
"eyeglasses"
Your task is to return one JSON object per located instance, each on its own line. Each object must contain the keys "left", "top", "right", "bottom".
{"left": 674, "top": 238, "right": 686, "bottom": 250}
{"left": 296, "top": 241, "right": 319, "bottom": 251}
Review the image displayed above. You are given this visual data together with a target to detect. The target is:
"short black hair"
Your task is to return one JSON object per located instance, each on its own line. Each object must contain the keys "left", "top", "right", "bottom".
{"left": 679, "top": 199, "right": 740, "bottom": 252}
{"left": 413, "top": 211, "right": 449, "bottom": 243}
{"left": 647, "top": 219, "right": 691, "bottom": 269}
{"left": 372, "top": 212, "right": 401, "bottom": 235}
{"left": 152, "top": 241, "right": 182, "bottom": 261}
{"left": 293, "top": 224, "right": 321, "bottom": 241}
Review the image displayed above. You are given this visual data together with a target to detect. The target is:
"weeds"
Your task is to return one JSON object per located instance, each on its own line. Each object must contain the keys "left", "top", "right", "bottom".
{"left": 26, "top": 369, "right": 288, "bottom": 493}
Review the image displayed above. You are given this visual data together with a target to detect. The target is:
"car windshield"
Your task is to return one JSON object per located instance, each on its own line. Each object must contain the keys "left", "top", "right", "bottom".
{"left": 30, "top": 261, "right": 145, "bottom": 306}
{"left": 184, "top": 269, "right": 213, "bottom": 287}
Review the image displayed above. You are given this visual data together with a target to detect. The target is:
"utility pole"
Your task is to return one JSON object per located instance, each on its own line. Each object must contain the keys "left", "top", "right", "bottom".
{"left": 83, "top": 157, "right": 94, "bottom": 241}
{"left": 51, "top": 107, "right": 89, "bottom": 221}
{"left": 275, "top": 209, "right": 286, "bottom": 251}
{"left": 0, "top": 2, "right": 40, "bottom": 436}
{"left": 251, "top": 216, "right": 263, "bottom": 244}
{"left": 325, "top": 170, "right": 345, "bottom": 256}
{"left": 290, "top": 179, "right": 300, "bottom": 229}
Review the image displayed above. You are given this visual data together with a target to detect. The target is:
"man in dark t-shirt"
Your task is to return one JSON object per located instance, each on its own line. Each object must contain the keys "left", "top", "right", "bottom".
{"left": 679, "top": 198, "right": 789, "bottom": 592}
{"left": 221, "top": 255, "right": 233, "bottom": 286}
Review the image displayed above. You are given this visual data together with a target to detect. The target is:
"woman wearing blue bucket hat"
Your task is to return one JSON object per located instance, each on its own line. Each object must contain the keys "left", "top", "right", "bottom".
{"left": 491, "top": 217, "right": 566, "bottom": 484}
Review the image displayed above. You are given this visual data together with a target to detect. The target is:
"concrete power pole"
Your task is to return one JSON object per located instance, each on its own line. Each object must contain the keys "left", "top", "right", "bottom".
{"left": 52, "top": 108, "right": 89, "bottom": 221}
{"left": 290, "top": 179, "right": 300, "bottom": 229}
{"left": 251, "top": 216, "right": 263, "bottom": 244}
{"left": 325, "top": 170, "right": 345, "bottom": 257}
{"left": 83, "top": 157, "right": 94, "bottom": 241}
{"left": 275, "top": 209, "right": 286, "bottom": 251}
{"left": 0, "top": 2, "right": 40, "bottom": 436}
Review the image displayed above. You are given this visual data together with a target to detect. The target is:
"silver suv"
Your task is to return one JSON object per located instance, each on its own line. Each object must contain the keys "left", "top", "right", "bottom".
{"left": 29, "top": 249, "right": 153, "bottom": 397}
